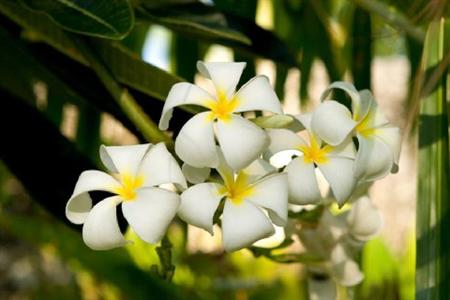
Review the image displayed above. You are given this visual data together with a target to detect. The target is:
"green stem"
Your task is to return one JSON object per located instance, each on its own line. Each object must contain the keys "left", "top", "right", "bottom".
{"left": 156, "top": 235, "right": 175, "bottom": 281}
{"left": 73, "top": 36, "right": 173, "bottom": 147}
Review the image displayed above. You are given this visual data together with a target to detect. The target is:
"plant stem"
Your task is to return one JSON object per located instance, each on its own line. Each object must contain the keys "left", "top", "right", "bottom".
{"left": 73, "top": 36, "right": 173, "bottom": 147}
{"left": 156, "top": 235, "right": 175, "bottom": 281}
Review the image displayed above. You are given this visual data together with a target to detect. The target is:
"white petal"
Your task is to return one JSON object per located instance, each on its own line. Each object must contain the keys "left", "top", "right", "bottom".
{"left": 308, "top": 277, "right": 337, "bottom": 300}
{"left": 355, "top": 134, "right": 394, "bottom": 181}
{"left": 159, "top": 82, "right": 213, "bottom": 130}
{"left": 221, "top": 200, "right": 275, "bottom": 252}
{"left": 332, "top": 260, "right": 364, "bottom": 287}
{"left": 178, "top": 183, "right": 224, "bottom": 234}
{"left": 265, "top": 128, "right": 306, "bottom": 159}
{"left": 100, "top": 144, "right": 150, "bottom": 175}
{"left": 247, "top": 173, "right": 288, "bottom": 226}
{"left": 175, "top": 112, "right": 218, "bottom": 168}
{"left": 82, "top": 196, "right": 129, "bottom": 250}
{"left": 377, "top": 126, "right": 402, "bottom": 172}
{"left": 321, "top": 81, "right": 362, "bottom": 114}
{"left": 216, "top": 114, "right": 269, "bottom": 170}
{"left": 330, "top": 244, "right": 364, "bottom": 286}
{"left": 328, "top": 137, "right": 357, "bottom": 159}
{"left": 311, "top": 101, "right": 357, "bottom": 146}
{"left": 285, "top": 157, "right": 321, "bottom": 205}
{"left": 66, "top": 170, "right": 121, "bottom": 224}
{"left": 197, "top": 61, "right": 246, "bottom": 98}
{"left": 318, "top": 157, "right": 356, "bottom": 206}
{"left": 347, "top": 196, "right": 382, "bottom": 241}
{"left": 359, "top": 90, "right": 389, "bottom": 126}
{"left": 234, "top": 75, "right": 282, "bottom": 114}
{"left": 293, "top": 113, "right": 313, "bottom": 132}
{"left": 122, "top": 188, "right": 180, "bottom": 244}
{"left": 138, "top": 142, "right": 187, "bottom": 189}
{"left": 182, "top": 163, "right": 211, "bottom": 184}
{"left": 242, "top": 158, "right": 277, "bottom": 183}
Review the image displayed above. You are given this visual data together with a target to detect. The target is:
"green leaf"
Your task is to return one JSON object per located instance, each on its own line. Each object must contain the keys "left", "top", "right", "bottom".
{"left": 351, "top": 6, "right": 372, "bottom": 90}
{"left": 93, "top": 40, "right": 182, "bottom": 101}
{"left": 19, "top": 0, "right": 134, "bottom": 39}
{"left": 416, "top": 18, "right": 450, "bottom": 300}
{"left": 136, "top": 2, "right": 251, "bottom": 45}
{"left": 137, "top": 2, "right": 296, "bottom": 66}
{"left": 0, "top": 1, "right": 182, "bottom": 101}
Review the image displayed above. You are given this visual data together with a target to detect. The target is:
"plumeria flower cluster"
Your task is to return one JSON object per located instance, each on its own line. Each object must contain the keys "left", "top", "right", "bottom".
{"left": 66, "top": 61, "right": 401, "bottom": 290}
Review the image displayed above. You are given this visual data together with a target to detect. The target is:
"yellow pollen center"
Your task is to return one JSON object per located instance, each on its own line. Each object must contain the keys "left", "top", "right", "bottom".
{"left": 220, "top": 172, "right": 254, "bottom": 205}
{"left": 298, "top": 137, "right": 333, "bottom": 164}
{"left": 206, "top": 91, "right": 239, "bottom": 121}
{"left": 355, "top": 111, "right": 377, "bottom": 137}
{"left": 114, "top": 173, "right": 144, "bottom": 201}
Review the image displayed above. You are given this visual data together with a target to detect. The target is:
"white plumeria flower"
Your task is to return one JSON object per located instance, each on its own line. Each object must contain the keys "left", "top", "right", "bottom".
{"left": 159, "top": 61, "right": 283, "bottom": 171}
{"left": 266, "top": 112, "right": 357, "bottom": 206}
{"left": 177, "top": 151, "right": 288, "bottom": 252}
{"left": 65, "top": 143, "right": 187, "bottom": 250}
{"left": 312, "top": 81, "right": 401, "bottom": 181}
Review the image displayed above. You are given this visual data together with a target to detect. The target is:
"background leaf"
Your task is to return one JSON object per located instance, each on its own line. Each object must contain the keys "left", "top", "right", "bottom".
{"left": 19, "top": 0, "right": 134, "bottom": 39}
{"left": 416, "top": 18, "right": 450, "bottom": 300}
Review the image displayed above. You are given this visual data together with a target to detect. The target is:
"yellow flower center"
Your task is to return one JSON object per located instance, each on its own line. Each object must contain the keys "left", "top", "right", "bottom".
{"left": 298, "top": 136, "right": 333, "bottom": 164}
{"left": 355, "top": 111, "right": 377, "bottom": 138}
{"left": 205, "top": 91, "right": 239, "bottom": 121}
{"left": 220, "top": 172, "right": 254, "bottom": 205}
{"left": 114, "top": 173, "right": 144, "bottom": 201}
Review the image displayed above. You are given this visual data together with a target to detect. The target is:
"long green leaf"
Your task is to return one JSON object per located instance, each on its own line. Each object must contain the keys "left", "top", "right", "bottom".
{"left": 137, "top": 3, "right": 251, "bottom": 45}
{"left": 0, "top": 1, "right": 182, "bottom": 101}
{"left": 19, "top": 0, "right": 134, "bottom": 39}
{"left": 416, "top": 18, "right": 450, "bottom": 300}
{"left": 138, "top": 2, "right": 296, "bottom": 66}
{"left": 0, "top": 24, "right": 145, "bottom": 141}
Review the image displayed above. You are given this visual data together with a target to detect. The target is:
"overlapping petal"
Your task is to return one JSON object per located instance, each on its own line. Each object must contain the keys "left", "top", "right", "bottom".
{"left": 82, "top": 196, "right": 129, "bottom": 250}
{"left": 139, "top": 142, "right": 187, "bottom": 189}
{"left": 175, "top": 112, "right": 218, "bottom": 168}
{"left": 247, "top": 173, "right": 288, "bottom": 226}
{"left": 122, "top": 188, "right": 180, "bottom": 244}
{"left": 178, "top": 183, "right": 224, "bottom": 234}
{"left": 243, "top": 158, "right": 277, "bottom": 182}
{"left": 159, "top": 82, "right": 213, "bottom": 130}
{"left": 233, "top": 76, "right": 282, "bottom": 114}
{"left": 197, "top": 61, "right": 246, "bottom": 98}
{"left": 376, "top": 126, "right": 402, "bottom": 172}
{"left": 317, "top": 157, "right": 356, "bottom": 206}
{"left": 265, "top": 128, "right": 306, "bottom": 159}
{"left": 182, "top": 163, "right": 211, "bottom": 184}
{"left": 311, "top": 101, "right": 356, "bottom": 146}
{"left": 100, "top": 144, "right": 150, "bottom": 175}
{"left": 285, "top": 157, "right": 321, "bottom": 205}
{"left": 66, "top": 170, "right": 121, "bottom": 224}
{"left": 216, "top": 114, "right": 269, "bottom": 170}
{"left": 221, "top": 200, "right": 274, "bottom": 252}
{"left": 354, "top": 134, "right": 394, "bottom": 181}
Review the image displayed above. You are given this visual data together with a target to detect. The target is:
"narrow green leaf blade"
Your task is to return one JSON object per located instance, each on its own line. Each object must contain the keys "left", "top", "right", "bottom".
{"left": 416, "top": 18, "right": 450, "bottom": 300}
{"left": 19, "top": 0, "right": 134, "bottom": 39}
